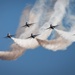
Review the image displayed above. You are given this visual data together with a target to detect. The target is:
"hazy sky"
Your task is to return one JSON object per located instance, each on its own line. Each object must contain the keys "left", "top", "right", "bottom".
{"left": 0, "top": 0, "right": 75, "bottom": 75}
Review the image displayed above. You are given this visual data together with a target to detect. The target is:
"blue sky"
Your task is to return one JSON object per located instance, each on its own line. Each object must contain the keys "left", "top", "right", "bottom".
{"left": 0, "top": 0, "right": 75, "bottom": 75}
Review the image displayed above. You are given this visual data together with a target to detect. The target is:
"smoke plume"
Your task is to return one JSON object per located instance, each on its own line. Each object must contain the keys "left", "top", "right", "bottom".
{"left": 0, "top": 0, "right": 72, "bottom": 60}
{"left": 36, "top": 36, "right": 72, "bottom": 51}
{"left": 55, "top": 29, "right": 75, "bottom": 42}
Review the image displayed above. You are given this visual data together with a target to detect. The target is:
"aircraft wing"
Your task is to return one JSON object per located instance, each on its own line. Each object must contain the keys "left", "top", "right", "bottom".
{"left": 28, "top": 23, "right": 35, "bottom": 26}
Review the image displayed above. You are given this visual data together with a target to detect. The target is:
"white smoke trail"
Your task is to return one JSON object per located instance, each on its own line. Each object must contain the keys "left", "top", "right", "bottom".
{"left": 16, "top": 0, "right": 58, "bottom": 39}
{"left": 0, "top": 0, "right": 71, "bottom": 60}
{"left": 38, "top": 0, "right": 57, "bottom": 27}
{"left": 35, "top": 0, "right": 70, "bottom": 51}
{"left": 0, "top": 5, "right": 31, "bottom": 60}
{"left": 61, "top": 0, "right": 75, "bottom": 31}
{"left": 11, "top": 38, "right": 39, "bottom": 49}
{"left": 16, "top": 0, "right": 70, "bottom": 43}
{"left": 10, "top": 29, "right": 52, "bottom": 49}
{"left": 18, "top": 0, "right": 47, "bottom": 39}
{"left": 11, "top": 0, "right": 56, "bottom": 49}
{"left": 55, "top": 29, "right": 75, "bottom": 42}
{"left": 16, "top": 6, "right": 31, "bottom": 38}
{"left": 40, "top": 0, "right": 69, "bottom": 32}
{"left": 53, "top": 0, "right": 75, "bottom": 43}
{"left": 16, "top": 0, "right": 68, "bottom": 40}
{"left": 0, "top": 0, "right": 53, "bottom": 60}
{"left": 0, "top": 44, "right": 25, "bottom": 60}
{"left": 49, "top": 0, "right": 69, "bottom": 25}
{"left": 66, "top": 15, "right": 75, "bottom": 32}
{"left": 36, "top": 36, "right": 72, "bottom": 51}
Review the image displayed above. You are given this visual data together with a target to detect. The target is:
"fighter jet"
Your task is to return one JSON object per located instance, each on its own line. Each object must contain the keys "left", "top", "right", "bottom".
{"left": 22, "top": 22, "right": 35, "bottom": 27}
{"left": 4, "top": 33, "right": 15, "bottom": 38}
{"left": 46, "top": 24, "right": 59, "bottom": 29}
{"left": 27, "top": 33, "right": 39, "bottom": 39}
